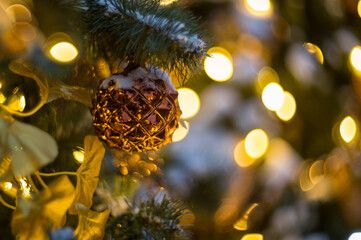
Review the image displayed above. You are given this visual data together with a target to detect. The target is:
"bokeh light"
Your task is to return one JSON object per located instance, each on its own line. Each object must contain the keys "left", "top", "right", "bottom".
{"left": 178, "top": 88, "right": 200, "bottom": 119}
{"left": 304, "top": 43, "right": 324, "bottom": 64}
{"left": 276, "top": 91, "right": 296, "bottom": 121}
{"left": 340, "top": 116, "right": 357, "bottom": 143}
{"left": 262, "top": 82, "right": 284, "bottom": 111}
{"left": 50, "top": 42, "right": 78, "bottom": 63}
{"left": 244, "top": 0, "right": 272, "bottom": 17}
{"left": 172, "top": 121, "right": 189, "bottom": 142}
{"left": 241, "top": 233, "right": 264, "bottom": 240}
{"left": 234, "top": 140, "right": 256, "bottom": 167}
{"left": 349, "top": 232, "right": 361, "bottom": 240}
{"left": 257, "top": 67, "right": 279, "bottom": 91}
{"left": 73, "top": 149, "right": 85, "bottom": 163}
{"left": 204, "top": 48, "right": 233, "bottom": 82}
{"left": 6, "top": 4, "right": 32, "bottom": 23}
{"left": 350, "top": 46, "right": 361, "bottom": 72}
{"left": 358, "top": 1, "right": 361, "bottom": 18}
{"left": 245, "top": 129, "right": 269, "bottom": 159}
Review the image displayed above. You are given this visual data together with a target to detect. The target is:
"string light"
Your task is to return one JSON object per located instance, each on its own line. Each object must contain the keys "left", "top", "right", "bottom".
{"left": 350, "top": 46, "right": 361, "bottom": 72}
{"left": 304, "top": 43, "right": 324, "bottom": 64}
{"left": 241, "top": 233, "right": 264, "bottom": 240}
{"left": 262, "top": 83, "right": 284, "bottom": 111}
{"left": 73, "top": 149, "right": 85, "bottom": 163}
{"left": 245, "top": 129, "right": 269, "bottom": 159}
{"left": 172, "top": 121, "right": 189, "bottom": 142}
{"left": 276, "top": 91, "right": 296, "bottom": 121}
{"left": 244, "top": 0, "right": 273, "bottom": 17}
{"left": 204, "top": 47, "right": 233, "bottom": 82}
{"left": 50, "top": 42, "right": 78, "bottom": 63}
{"left": 177, "top": 88, "right": 200, "bottom": 119}
{"left": 340, "top": 116, "right": 357, "bottom": 143}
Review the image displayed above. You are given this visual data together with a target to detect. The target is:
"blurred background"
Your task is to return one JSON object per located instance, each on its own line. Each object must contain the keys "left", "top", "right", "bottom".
{"left": 2, "top": 0, "right": 361, "bottom": 239}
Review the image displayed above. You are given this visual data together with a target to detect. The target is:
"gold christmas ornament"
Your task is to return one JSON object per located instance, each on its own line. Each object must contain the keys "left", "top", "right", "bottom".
{"left": 91, "top": 66, "right": 181, "bottom": 152}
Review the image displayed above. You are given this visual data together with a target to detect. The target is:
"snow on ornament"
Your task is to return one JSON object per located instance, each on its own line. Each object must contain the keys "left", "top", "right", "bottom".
{"left": 91, "top": 65, "right": 182, "bottom": 152}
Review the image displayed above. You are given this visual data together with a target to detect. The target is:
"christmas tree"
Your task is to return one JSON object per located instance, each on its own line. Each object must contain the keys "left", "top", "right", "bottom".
{"left": 2, "top": 0, "right": 361, "bottom": 240}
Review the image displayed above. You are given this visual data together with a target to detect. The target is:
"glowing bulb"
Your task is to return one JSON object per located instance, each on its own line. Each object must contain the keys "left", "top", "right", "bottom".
{"left": 172, "top": 121, "right": 189, "bottom": 142}
{"left": 262, "top": 83, "right": 284, "bottom": 111}
{"left": 4, "top": 182, "right": 12, "bottom": 190}
{"left": 178, "top": 88, "right": 200, "bottom": 119}
{"left": 50, "top": 42, "right": 78, "bottom": 63}
{"left": 204, "top": 50, "right": 233, "bottom": 82}
{"left": 245, "top": 129, "right": 268, "bottom": 159}
{"left": 234, "top": 140, "right": 256, "bottom": 167}
{"left": 358, "top": 1, "right": 361, "bottom": 18}
{"left": 276, "top": 91, "right": 296, "bottom": 121}
{"left": 241, "top": 234, "right": 264, "bottom": 240}
{"left": 304, "top": 43, "right": 324, "bottom": 64}
{"left": 349, "top": 232, "right": 361, "bottom": 240}
{"left": 350, "top": 46, "right": 361, "bottom": 72}
{"left": 73, "top": 149, "right": 85, "bottom": 163}
{"left": 244, "top": 0, "right": 272, "bottom": 17}
{"left": 340, "top": 116, "right": 357, "bottom": 143}
{"left": 159, "top": 0, "right": 177, "bottom": 5}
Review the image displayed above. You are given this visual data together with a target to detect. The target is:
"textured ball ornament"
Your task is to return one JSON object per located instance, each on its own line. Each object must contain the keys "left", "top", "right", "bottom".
{"left": 91, "top": 67, "right": 182, "bottom": 152}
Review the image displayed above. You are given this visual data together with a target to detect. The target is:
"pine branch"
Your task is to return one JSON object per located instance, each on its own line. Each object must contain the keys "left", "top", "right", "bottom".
{"left": 106, "top": 195, "right": 191, "bottom": 239}
{"left": 82, "top": 0, "right": 208, "bottom": 84}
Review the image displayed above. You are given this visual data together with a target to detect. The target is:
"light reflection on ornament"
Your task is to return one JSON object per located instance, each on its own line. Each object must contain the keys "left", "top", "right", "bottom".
{"left": 172, "top": 121, "right": 189, "bottom": 142}
{"left": 244, "top": 0, "right": 273, "bottom": 18}
{"left": 0, "top": 93, "right": 6, "bottom": 104}
{"left": 50, "top": 42, "right": 78, "bottom": 63}
{"left": 19, "top": 95, "right": 26, "bottom": 111}
{"left": 159, "top": 0, "right": 177, "bottom": 5}
{"left": 304, "top": 42, "right": 324, "bottom": 64}
{"left": 73, "top": 149, "right": 85, "bottom": 163}
{"left": 241, "top": 233, "right": 264, "bottom": 240}
{"left": 262, "top": 82, "right": 284, "bottom": 111}
{"left": 340, "top": 116, "right": 357, "bottom": 143}
{"left": 276, "top": 91, "right": 296, "bottom": 121}
{"left": 245, "top": 129, "right": 269, "bottom": 159}
{"left": 204, "top": 47, "right": 233, "bottom": 82}
{"left": 177, "top": 88, "right": 200, "bottom": 119}
{"left": 4, "top": 182, "right": 12, "bottom": 190}
{"left": 20, "top": 178, "right": 31, "bottom": 198}
{"left": 350, "top": 46, "right": 361, "bottom": 72}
